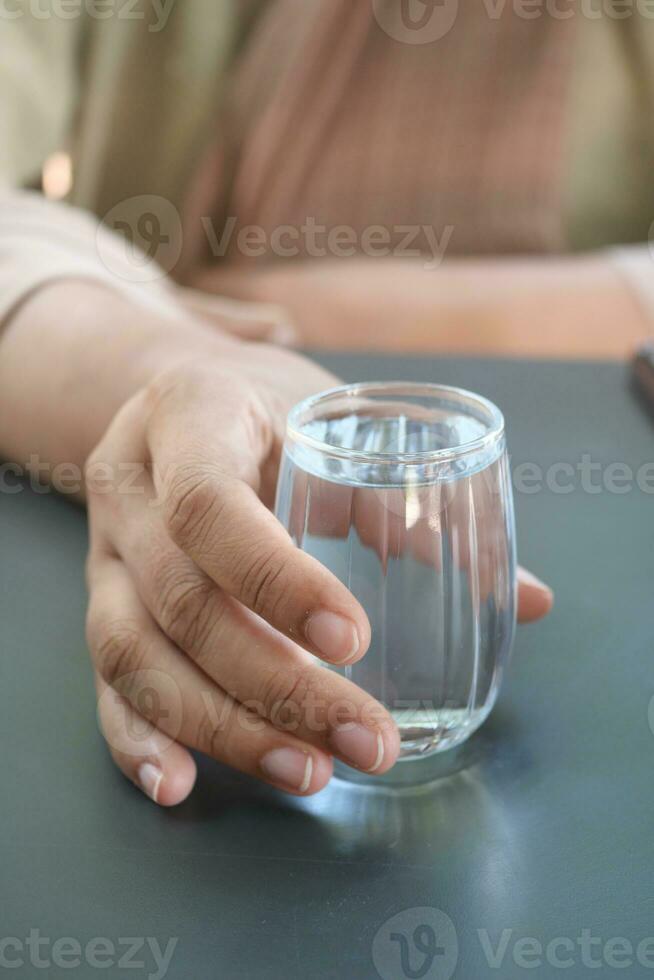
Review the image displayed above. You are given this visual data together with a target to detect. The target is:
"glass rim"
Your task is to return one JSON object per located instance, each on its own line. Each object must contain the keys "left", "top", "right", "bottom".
{"left": 286, "top": 381, "right": 506, "bottom": 465}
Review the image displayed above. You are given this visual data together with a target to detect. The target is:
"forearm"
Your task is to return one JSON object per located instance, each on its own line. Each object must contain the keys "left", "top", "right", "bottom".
{"left": 0, "top": 280, "right": 237, "bottom": 476}
{"left": 193, "top": 253, "right": 650, "bottom": 358}
{"left": 406, "top": 254, "right": 650, "bottom": 358}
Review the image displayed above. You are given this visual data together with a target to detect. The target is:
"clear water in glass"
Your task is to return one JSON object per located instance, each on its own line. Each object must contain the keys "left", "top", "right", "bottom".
{"left": 275, "top": 383, "right": 516, "bottom": 782}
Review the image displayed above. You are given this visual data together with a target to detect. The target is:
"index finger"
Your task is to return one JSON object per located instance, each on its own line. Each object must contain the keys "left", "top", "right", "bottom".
{"left": 147, "top": 384, "right": 371, "bottom": 666}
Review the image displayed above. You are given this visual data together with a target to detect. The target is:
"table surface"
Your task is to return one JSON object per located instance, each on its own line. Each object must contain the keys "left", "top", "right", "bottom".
{"left": 2, "top": 354, "right": 654, "bottom": 980}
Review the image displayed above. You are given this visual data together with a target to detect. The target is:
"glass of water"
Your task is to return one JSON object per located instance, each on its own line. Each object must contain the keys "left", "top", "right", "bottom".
{"left": 275, "top": 382, "right": 516, "bottom": 784}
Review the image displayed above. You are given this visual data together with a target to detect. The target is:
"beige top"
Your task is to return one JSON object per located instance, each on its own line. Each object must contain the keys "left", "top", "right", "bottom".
{"left": 2, "top": 2, "right": 654, "bottom": 325}
{"left": 194, "top": 0, "right": 581, "bottom": 262}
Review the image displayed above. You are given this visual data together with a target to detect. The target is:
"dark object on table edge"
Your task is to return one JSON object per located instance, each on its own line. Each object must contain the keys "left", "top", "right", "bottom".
{"left": 632, "top": 341, "right": 654, "bottom": 415}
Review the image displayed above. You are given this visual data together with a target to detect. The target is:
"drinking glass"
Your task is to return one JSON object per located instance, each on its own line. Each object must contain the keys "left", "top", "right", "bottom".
{"left": 275, "top": 382, "right": 516, "bottom": 784}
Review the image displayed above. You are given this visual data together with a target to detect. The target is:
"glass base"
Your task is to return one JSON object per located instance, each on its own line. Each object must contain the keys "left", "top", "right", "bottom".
{"left": 392, "top": 704, "right": 493, "bottom": 760}
{"left": 334, "top": 737, "right": 480, "bottom": 791}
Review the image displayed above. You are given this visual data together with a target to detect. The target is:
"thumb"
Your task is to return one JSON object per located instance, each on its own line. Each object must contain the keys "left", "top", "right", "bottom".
{"left": 517, "top": 566, "right": 554, "bottom": 623}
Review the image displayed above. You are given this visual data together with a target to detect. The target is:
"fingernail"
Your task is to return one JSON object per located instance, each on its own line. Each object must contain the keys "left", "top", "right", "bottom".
{"left": 261, "top": 748, "right": 313, "bottom": 792}
{"left": 305, "top": 611, "right": 359, "bottom": 664}
{"left": 519, "top": 568, "right": 553, "bottom": 594}
{"left": 329, "top": 725, "right": 384, "bottom": 773}
{"left": 137, "top": 762, "right": 163, "bottom": 803}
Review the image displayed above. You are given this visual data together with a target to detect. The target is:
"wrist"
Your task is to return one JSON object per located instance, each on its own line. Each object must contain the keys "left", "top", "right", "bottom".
{"left": 0, "top": 279, "right": 243, "bottom": 473}
{"left": 17, "top": 276, "right": 239, "bottom": 370}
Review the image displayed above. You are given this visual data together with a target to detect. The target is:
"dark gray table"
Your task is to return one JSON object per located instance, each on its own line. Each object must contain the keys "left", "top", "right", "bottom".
{"left": 2, "top": 355, "right": 654, "bottom": 980}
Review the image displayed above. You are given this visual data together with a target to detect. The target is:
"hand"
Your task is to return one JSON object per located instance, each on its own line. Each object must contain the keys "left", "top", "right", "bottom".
{"left": 86, "top": 344, "right": 552, "bottom": 808}
{"left": 86, "top": 346, "right": 403, "bottom": 806}
{"left": 0, "top": 279, "right": 551, "bottom": 807}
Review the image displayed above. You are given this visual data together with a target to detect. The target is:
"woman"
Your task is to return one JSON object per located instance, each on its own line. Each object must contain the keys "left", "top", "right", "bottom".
{"left": 185, "top": 0, "right": 654, "bottom": 355}
{"left": 9, "top": 1, "right": 626, "bottom": 805}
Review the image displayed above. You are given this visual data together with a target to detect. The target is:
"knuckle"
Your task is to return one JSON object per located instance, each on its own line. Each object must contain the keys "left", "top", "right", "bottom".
{"left": 88, "top": 614, "right": 144, "bottom": 688}
{"left": 256, "top": 666, "right": 313, "bottom": 724}
{"left": 158, "top": 574, "right": 216, "bottom": 654}
{"left": 164, "top": 469, "right": 220, "bottom": 551}
{"left": 194, "top": 707, "right": 226, "bottom": 761}
{"left": 84, "top": 445, "right": 112, "bottom": 500}
{"left": 146, "top": 362, "right": 209, "bottom": 410}
{"left": 237, "top": 547, "right": 287, "bottom": 619}
{"left": 360, "top": 699, "right": 398, "bottom": 740}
